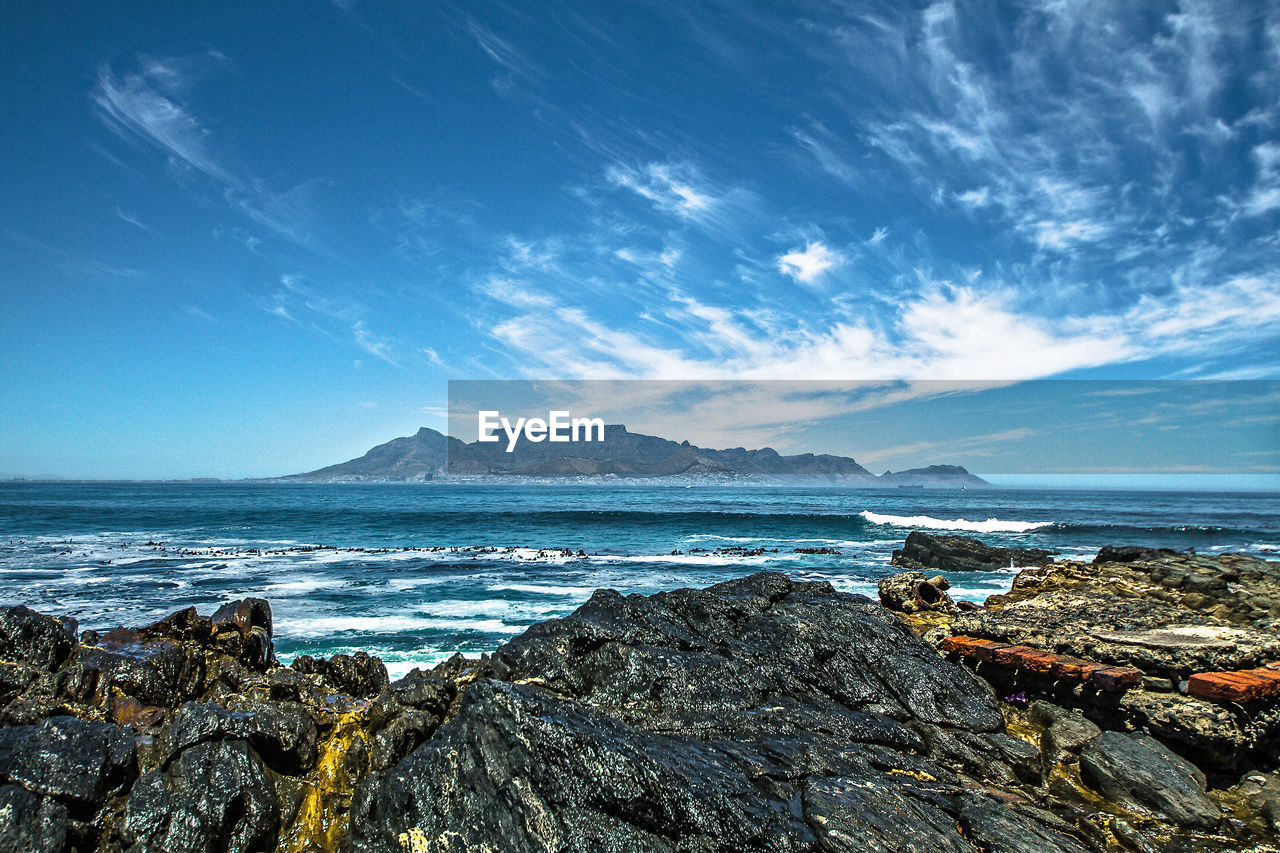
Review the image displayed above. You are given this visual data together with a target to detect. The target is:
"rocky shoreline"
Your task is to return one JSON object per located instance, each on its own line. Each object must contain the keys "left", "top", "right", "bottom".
{"left": 2, "top": 538, "right": 1279, "bottom": 851}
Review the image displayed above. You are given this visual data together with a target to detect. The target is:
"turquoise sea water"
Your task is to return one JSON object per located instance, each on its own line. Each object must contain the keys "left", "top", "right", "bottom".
{"left": 1, "top": 482, "right": 1277, "bottom": 677}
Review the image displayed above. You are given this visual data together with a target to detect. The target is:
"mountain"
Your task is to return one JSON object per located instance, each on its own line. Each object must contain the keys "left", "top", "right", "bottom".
{"left": 280, "top": 427, "right": 453, "bottom": 481}
{"left": 282, "top": 426, "right": 989, "bottom": 487}
{"left": 879, "top": 465, "right": 990, "bottom": 489}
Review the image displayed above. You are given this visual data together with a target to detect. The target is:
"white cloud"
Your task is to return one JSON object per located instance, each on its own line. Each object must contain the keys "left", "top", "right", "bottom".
{"left": 1034, "top": 219, "right": 1109, "bottom": 250}
{"left": 777, "top": 242, "right": 841, "bottom": 284}
{"left": 955, "top": 188, "right": 991, "bottom": 208}
{"left": 606, "top": 162, "right": 714, "bottom": 218}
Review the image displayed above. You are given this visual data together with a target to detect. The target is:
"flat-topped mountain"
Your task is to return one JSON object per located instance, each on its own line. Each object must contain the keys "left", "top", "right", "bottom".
{"left": 880, "top": 464, "right": 990, "bottom": 489}
{"left": 282, "top": 426, "right": 989, "bottom": 486}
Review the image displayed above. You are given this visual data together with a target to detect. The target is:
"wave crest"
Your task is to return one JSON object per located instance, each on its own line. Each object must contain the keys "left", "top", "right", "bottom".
{"left": 859, "top": 511, "right": 1050, "bottom": 533}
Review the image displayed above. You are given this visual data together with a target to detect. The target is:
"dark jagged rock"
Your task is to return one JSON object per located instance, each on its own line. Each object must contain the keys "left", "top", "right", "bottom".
{"left": 346, "top": 573, "right": 1040, "bottom": 852}
{"left": 0, "top": 715, "right": 135, "bottom": 808}
{"left": 349, "top": 679, "right": 821, "bottom": 852}
{"left": 0, "top": 605, "right": 78, "bottom": 671}
{"left": 1092, "top": 545, "right": 1179, "bottom": 564}
{"left": 892, "top": 531, "right": 1053, "bottom": 573}
{"left": 1079, "top": 731, "right": 1220, "bottom": 829}
{"left": 72, "top": 636, "right": 208, "bottom": 708}
{"left": 0, "top": 784, "right": 68, "bottom": 853}
{"left": 291, "top": 651, "right": 389, "bottom": 698}
{"left": 1039, "top": 709, "right": 1101, "bottom": 772}
{"left": 211, "top": 598, "right": 273, "bottom": 638}
{"left": 165, "top": 699, "right": 319, "bottom": 776}
{"left": 487, "top": 573, "right": 1003, "bottom": 735}
{"left": 138, "top": 606, "right": 212, "bottom": 643}
{"left": 956, "top": 794, "right": 1093, "bottom": 853}
{"left": 365, "top": 674, "right": 453, "bottom": 771}
{"left": 124, "top": 739, "right": 279, "bottom": 853}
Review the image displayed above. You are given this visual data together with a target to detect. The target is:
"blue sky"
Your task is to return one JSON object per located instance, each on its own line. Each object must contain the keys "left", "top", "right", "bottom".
{"left": 2, "top": 1, "right": 1279, "bottom": 478}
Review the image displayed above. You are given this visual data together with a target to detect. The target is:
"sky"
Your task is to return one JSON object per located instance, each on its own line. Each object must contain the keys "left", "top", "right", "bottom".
{"left": 2, "top": 1, "right": 1279, "bottom": 479}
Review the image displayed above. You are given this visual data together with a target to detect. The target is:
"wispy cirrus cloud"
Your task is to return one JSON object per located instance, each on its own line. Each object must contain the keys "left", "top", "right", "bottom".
{"left": 93, "top": 51, "right": 236, "bottom": 185}
{"left": 603, "top": 160, "right": 760, "bottom": 237}
{"left": 93, "top": 52, "right": 318, "bottom": 250}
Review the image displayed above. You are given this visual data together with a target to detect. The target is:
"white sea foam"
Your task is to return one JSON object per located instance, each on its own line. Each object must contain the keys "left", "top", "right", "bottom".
{"left": 259, "top": 577, "right": 350, "bottom": 595}
{"left": 606, "top": 553, "right": 772, "bottom": 566}
{"left": 274, "top": 614, "right": 524, "bottom": 638}
{"left": 859, "top": 511, "right": 1051, "bottom": 533}
{"left": 489, "top": 583, "right": 597, "bottom": 596}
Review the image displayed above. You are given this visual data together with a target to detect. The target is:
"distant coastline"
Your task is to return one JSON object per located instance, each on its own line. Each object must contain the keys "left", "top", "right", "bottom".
{"left": 275, "top": 424, "right": 992, "bottom": 488}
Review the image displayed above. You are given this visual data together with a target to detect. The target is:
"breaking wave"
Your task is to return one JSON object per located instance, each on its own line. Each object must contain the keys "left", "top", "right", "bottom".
{"left": 859, "top": 511, "right": 1052, "bottom": 534}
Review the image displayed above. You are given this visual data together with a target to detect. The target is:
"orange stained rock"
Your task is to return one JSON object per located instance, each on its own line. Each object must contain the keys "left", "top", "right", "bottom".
{"left": 1088, "top": 666, "right": 1142, "bottom": 691}
{"left": 1186, "top": 670, "right": 1271, "bottom": 703}
{"left": 990, "top": 645, "right": 1039, "bottom": 668}
{"left": 939, "top": 635, "right": 1137, "bottom": 691}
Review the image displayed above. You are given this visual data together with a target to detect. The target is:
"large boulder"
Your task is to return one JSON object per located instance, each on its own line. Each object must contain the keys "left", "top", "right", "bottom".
{"left": 345, "top": 573, "right": 1077, "bottom": 852}
{"left": 488, "top": 572, "right": 1002, "bottom": 735}
{"left": 290, "top": 651, "right": 389, "bottom": 698}
{"left": 0, "top": 606, "right": 77, "bottom": 671}
{"left": 67, "top": 636, "right": 208, "bottom": 708}
{"left": 0, "top": 784, "right": 68, "bottom": 853}
{"left": 124, "top": 739, "right": 279, "bottom": 853}
{"left": 892, "top": 531, "right": 1053, "bottom": 573}
{"left": 1079, "top": 731, "right": 1220, "bottom": 829}
{"left": 0, "top": 715, "right": 136, "bottom": 808}
{"left": 365, "top": 673, "right": 454, "bottom": 771}
{"left": 164, "top": 699, "right": 319, "bottom": 776}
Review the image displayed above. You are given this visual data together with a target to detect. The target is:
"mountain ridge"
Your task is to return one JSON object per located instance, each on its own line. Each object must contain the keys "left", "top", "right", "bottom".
{"left": 281, "top": 426, "right": 989, "bottom": 487}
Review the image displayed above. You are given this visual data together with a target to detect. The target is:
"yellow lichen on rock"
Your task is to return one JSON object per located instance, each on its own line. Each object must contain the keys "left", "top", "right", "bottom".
{"left": 887, "top": 767, "right": 937, "bottom": 782}
{"left": 279, "top": 707, "right": 372, "bottom": 853}
{"left": 397, "top": 827, "right": 430, "bottom": 853}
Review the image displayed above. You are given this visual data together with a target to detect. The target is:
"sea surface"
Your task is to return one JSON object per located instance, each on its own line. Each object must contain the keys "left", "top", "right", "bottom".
{"left": 2, "top": 482, "right": 1277, "bottom": 677}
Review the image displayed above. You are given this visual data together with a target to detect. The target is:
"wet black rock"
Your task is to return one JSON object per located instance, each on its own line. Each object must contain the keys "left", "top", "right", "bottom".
{"left": 366, "top": 674, "right": 453, "bottom": 771}
{"left": 211, "top": 597, "right": 273, "bottom": 638}
{"left": 71, "top": 636, "right": 208, "bottom": 708}
{"left": 165, "top": 699, "right": 319, "bottom": 776}
{"left": 124, "top": 739, "right": 279, "bottom": 853}
{"left": 1079, "top": 731, "right": 1220, "bottom": 829}
{"left": 892, "top": 531, "right": 1053, "bottom": 574}
{"left": 1029, "top": 702, "right": 1103, "bottom": 777}
{"left": 349, "top": 679, "right": 822, "bottom": 852}
{"left": 0, "top": 715, "right": 135, "bottom": 808}
{"left": 0, "top": 784, "right": 68, "bottom": 853}
{"left": 493, "top": 572, "right": 1002, "bottom": 734}
{"left": 1092, "top": 545, "right": 1179, "bottom": 565}
{"left": 138, "top": 606, "right": 213, "bottom": 644}
{"left": 956, "top": 794, "right": 1091, "bottom": 853}
{"left": 0, "top": 605, "right": 78, "bottom": 671}
{"left": 291, "top": 650, "right": 389, "bottom": 698}
{"left": 346, "top": 573, "right": 1055, "bottom": 852}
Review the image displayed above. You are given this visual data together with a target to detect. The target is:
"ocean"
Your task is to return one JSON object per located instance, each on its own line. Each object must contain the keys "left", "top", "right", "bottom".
{"left": 2, "top": 482, "right": 1277, "bottom": 678}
